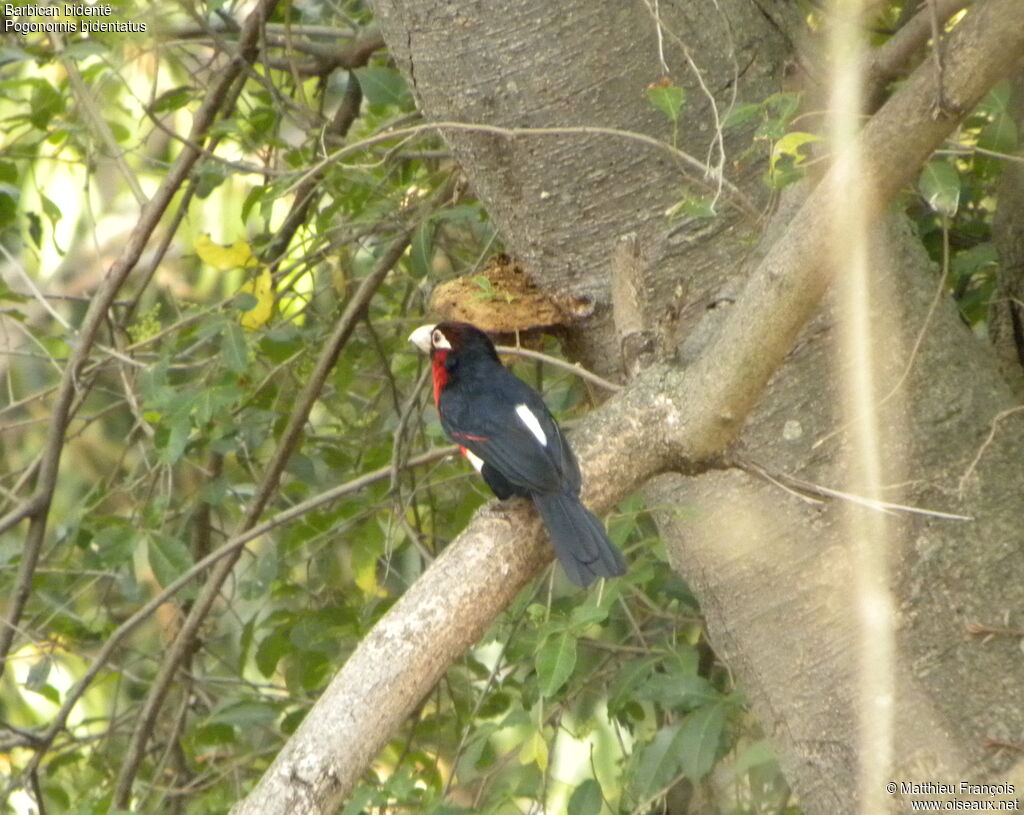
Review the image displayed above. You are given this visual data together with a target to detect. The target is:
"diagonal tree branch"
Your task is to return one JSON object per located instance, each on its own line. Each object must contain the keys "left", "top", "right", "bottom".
{"left": 865, "top": 0, "right": 971, "bottom": 109}
{"left": 230, "top": 0, "right": 1024, "bottom": 811}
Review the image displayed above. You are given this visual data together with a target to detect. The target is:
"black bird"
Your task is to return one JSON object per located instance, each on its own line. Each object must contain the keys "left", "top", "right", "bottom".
{"left": 409, "top": 321, "right": 626, "bottom": 586}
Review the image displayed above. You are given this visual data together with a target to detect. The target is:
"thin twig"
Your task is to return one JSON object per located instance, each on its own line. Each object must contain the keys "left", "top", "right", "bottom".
{"left": 495, "top": 345, "right": 624, "bottom": 392}
{"left": 22, "top": 444, "right": 456, "bottom": 783}
{"left": 0, "top": 243, "right": 72, "bottom": 331}
{"left": 865, "top": 0, "right": 969, "bottom": 109}
{"left": 111, "top": 178, "right": 454, "bottom": 805}
{"left": 54, "top": 32, "right": 148, "bottom": 206}
{"left": 741, "top": 459, "right": 973, "bottom": 521}
{"left": 288, "top": 121, "right": 761, "bottom": 220}
{"left": 957, "top": 405, "right": 1024, "bottom": 496}
{"left": 0, "top": 0, "right": 284, "bottom": 683}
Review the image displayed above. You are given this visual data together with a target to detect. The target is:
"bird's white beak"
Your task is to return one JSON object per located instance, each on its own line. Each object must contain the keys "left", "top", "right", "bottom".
{"left": 408, "top": 324, "right": 436, "bottom": 354}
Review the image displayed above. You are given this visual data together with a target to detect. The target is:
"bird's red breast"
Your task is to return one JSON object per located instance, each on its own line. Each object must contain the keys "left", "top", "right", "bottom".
{"left": 430, "top": 349, "right": 449, "bottom": 406}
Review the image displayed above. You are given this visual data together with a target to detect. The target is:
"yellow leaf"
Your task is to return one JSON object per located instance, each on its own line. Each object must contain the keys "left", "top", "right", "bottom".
{"left": 770, "top": 131, "right": 822, "bottom": 174}
{"left": 332, "top": 248, "right": 350, "bottom": 299}
{"left": 518, "top": 729, "right": 548, "bottom": 772}
{"left": 195, "top": 234, "right": 256, "bottom": 270}
{"left": 239, "top": 269, "right": 274, "bottom": 330}
{"left": 353, "top": 558, "right": 385, "bottom": 597}
{"left": 350, "top": 527, "right": 387, "bottom": 598}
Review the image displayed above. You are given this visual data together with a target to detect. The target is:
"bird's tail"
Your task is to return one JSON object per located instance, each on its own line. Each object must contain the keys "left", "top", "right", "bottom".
{"left": 533, "top": 492, "right": 626, "bottom": 587}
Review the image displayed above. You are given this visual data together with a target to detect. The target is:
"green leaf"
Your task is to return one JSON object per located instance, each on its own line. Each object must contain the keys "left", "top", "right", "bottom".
{"left": 147, "top": 533, "right": 193, "bottom": 590}
{"left": 646, "top": 81, "right": 686, "bottom": 122}
{"left": 194, "top": 722, "right": 235, "bottom": 745}
{"left": 221, "top": 321, "right": 248, "bottom": 372}
{"left": 978, "top": 114, "right": 1017, "bottom": 155}
{"left": 722, "top": 102, "right": 760, "bottom": 129}
{"left": 409, "top": 220, "right": 436, "bottom": 278}
{"left": 536, "top": 630, "right": 577, "bottom": 697}
{"left": 290, "top": 613, "right": 340, "bottom": 655}
{"left": 472, "top": 275, "right": 495, "bottom": 300}
{"left": 207, "top": 701, "right": 278, "bottom": 727}
{"left": 630, "top": 704, "right": 727, "bottom": 798}
{"left": 87, "top": 517, "right": 135, "bottom": 569}
{"left": 951, "top": 242, "right": 998, "bottom": 281}
{"left": 234, "top": 292, "right": 259, "bottom": 311}
{"left": 756, "top": 92, "right": 803, "bottom": 140}
{"left": 32, "top": 684, "right": 61, "bottom": 705}
{"left": 608, "top": 656, "right": 659, "bottom": 714}
{"left": 28, "top": 79, "right": 63, "bottom": 130}
{"left": 518, "top": 726, "right": 549, "bottom": 771}
{"left": 25, "top": 655, "right": 52, "bottom": 691}
{"left": 158, "top": 405, "right": 191, "bottom": 464}
{"left": 354, "top": 67, "right": 413, "bottom": 109}
{"left": 734, "top": 738, "right": 776, "bottom": 775}
{"left": 918, "top": 159, "right": 960, "bottom": 217}
{"left": 665, "top": 194, "right": 716, "bottom": 219}
{"left": 341, "top": 787, "right": 376, "bottom": 815}
{"left": 151, "top": 86, "right": 195, "bottom": 114}
{"left": 763, "top": 91, "right": 801, "bottom": 122}
{"left": 678, "top": 703, "right": 726, "bottom": 782}
{"left": 26, "top": 212, "right": 42, "bottom": 248}
{"left": 256, "top": 627, "right": 291, "bottom": 677}
{"left": 280, "top": 708, "right": 306, "bottom": 735}
{"left": 39, "top": 193, "right": 61, "bottom": 226}
{"left": 456, "top": 724, "right": 497, "bottom": 780}
{"left": 568, "top": 778, "right": 604, "bottom": 815}
{"left": 194, "top": 163, "right": 229, "bottom": 199}
{"left": 638, "top": 673, "right": 720, "bottom": 710}
{"left": 0, "top": 278, "right": 28, "bottom": 304}
{"left": 630, "top": 721, "right": 684, "bottom": 800}
{"left": 0, "top": 186, "right": 17, "bottom": 229}
{"left": 569, "top": 600, "right": 610, "bottom": 629}
{"left": 242, "top": 184, "right": 269, "bottom": 224}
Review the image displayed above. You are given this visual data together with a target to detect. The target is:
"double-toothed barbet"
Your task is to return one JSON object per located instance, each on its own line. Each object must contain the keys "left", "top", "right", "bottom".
{"left": 409, "top": 321, "right": 626, "bottom": 587}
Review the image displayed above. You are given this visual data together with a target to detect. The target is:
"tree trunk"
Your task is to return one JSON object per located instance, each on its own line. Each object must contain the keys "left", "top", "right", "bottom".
{"left": 369, "top": 0, "right": 1024, "bottom": 809}
{"left": 648, "top": 213, "right": 1024, "bottom": 813}
{"left": 378, "top": 0, "right": 795, "bottom": 373}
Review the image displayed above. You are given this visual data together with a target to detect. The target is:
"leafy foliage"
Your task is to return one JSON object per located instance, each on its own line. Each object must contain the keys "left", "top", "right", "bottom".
{"left": 0, "top": 1, "right": 1017, "bottom": 814}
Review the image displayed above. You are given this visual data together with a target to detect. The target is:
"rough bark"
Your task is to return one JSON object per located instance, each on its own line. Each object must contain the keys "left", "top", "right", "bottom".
{"left": 376, "top": 0, "right": 794, "bottom": 375}
{"left": 649, "top": 214, "right": 1024, "bottom": 813}
{"left": 233, "top": 0, "right": 1024, "bottom": 812}
{"left": 992, "top": 69, "right": 1024, "bottom": 396}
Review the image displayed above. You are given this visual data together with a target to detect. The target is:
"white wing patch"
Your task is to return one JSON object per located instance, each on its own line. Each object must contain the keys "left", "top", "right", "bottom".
{"left": 463, "top": 448, "right": 485, "bottom": 473}
{"left": 515, "top": 404, "right": 548, "bottom": 447}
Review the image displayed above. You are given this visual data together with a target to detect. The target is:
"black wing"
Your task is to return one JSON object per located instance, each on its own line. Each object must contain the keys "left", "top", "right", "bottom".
{"left": 439, "top": 367, "right": 580, "bottom": 496}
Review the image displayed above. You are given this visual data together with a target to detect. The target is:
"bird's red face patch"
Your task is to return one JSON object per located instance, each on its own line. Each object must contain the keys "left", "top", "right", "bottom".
{"left": 430, "top": 349, "right": 449, "bottom": 406}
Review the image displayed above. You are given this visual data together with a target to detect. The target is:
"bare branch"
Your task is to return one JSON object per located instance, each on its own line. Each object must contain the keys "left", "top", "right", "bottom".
{"left": 288, "top": 121, "right": 762, "bottom": 220}
{"left": 494, "top": 345, "right": 623, "bottom": 392}
{"left": 611, "top": 233, "right": 656, "bottom": 379}
{"left": 865, "top": 0, "right": 970, "bottom": 109}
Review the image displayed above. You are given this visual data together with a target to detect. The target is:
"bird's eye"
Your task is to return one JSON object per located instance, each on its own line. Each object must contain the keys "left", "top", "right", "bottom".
{"left": 430, "top": 328, "right": 452, "bottom": 350}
